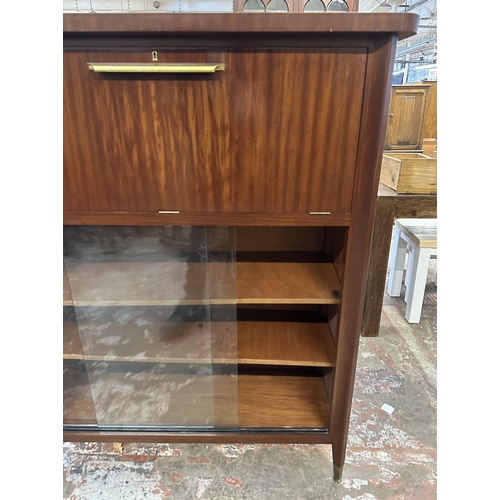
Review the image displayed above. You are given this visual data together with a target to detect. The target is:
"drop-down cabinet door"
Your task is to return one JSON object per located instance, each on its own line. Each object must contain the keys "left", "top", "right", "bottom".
{"left": 64, "top": 50, "right": 232, "bottom": 213}
{"left": 64, "top": 47, "right": 367, "bottom": 217}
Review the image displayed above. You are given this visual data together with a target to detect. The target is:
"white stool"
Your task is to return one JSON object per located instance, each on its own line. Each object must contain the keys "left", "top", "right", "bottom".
{"left": 388, "top": 218, "right": 437, "bottom": 323}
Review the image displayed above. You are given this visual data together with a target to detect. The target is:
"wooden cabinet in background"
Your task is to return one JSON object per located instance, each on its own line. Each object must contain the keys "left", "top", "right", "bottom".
{"left": 384, "top": 84, "right": 430, "bottom": 151}
{"left": 63, "top": 12, "right": 418, "bottom": 482}
{"left": 422, "top": 80, "right": 437, "bottom": 139}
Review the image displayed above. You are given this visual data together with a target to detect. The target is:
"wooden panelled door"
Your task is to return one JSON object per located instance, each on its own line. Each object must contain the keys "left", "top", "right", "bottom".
{"left": 384, "top": 85, "right": 429, "bottom": 151}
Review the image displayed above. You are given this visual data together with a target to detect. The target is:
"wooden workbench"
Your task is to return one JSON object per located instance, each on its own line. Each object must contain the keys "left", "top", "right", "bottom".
{"left": 361, "top": 183, "right": 437, "bottom": 337}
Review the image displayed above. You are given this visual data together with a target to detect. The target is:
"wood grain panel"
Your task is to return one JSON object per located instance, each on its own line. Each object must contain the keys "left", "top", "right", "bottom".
{"left": 63, "top": 13, "right": 420, "bottom": 40}
{"left": 238, "top": 374, "right": 329, "bottom": 428}
{"left": 63, "top": 211, "right": 351, "bottom": 226}
{"left": 324, "top": 227, "right": 348, "bottom": 285}
{"left": 64, "top": 50, "right": 231, "bottom": 213}
{"left": 228, "top": 48, "right": 366, "bottom": 213}
{"left": 237, "top": 253, "right": 341, "bottom": 304}
{"left": 238, "top": 319, "right": 336, "bottom": 367}
{"left": 64, "top": 48, "right": 366, "bottom": 215}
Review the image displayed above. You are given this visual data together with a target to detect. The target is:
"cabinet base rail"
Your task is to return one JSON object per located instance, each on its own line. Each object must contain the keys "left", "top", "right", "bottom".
{"left": 64, "top": 424, "right": 329, "bottom": 434}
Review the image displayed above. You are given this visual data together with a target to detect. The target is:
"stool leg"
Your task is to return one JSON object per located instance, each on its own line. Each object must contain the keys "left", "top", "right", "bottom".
{"left": 405, "top": 247, "right": 433, "bottom": 323}
{"left": 388, "top": 227, "right": 407, "bottom": 297}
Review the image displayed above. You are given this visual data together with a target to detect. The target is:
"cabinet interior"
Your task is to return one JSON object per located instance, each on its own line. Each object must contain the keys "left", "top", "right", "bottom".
{"left": 63, "top": 225, "right": 347, "bottom": 431}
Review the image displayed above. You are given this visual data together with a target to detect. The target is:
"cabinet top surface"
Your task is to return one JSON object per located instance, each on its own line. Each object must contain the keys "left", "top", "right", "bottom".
{"left": 63, "top": 13, "right": 419, "bottom": 41}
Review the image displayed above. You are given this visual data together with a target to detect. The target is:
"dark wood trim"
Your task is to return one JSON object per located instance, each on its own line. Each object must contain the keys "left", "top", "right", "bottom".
{"left": 63, "top": 431, "right": 330, "bottom": 444}
{"left": 63, "top": 34, "right": 375, "bottom": 49}
{"left": 63, "top": 211, "right": 351, "bottom": 226}
{"left": 63, "top": 13, "right": 419, "bottom": 40}
{"left": 329, "top": 34, "right": 398, "bottom": 474}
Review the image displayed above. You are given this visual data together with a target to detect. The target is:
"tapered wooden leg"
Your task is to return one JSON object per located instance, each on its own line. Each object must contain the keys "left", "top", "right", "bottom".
{"left": 332, "top": 443, "right": 343, "bottom": 482}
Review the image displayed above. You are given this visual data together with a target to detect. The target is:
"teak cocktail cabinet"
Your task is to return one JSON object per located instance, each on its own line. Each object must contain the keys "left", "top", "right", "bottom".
{"left": 63, "top": 13, "right": 418, "bottom": 481}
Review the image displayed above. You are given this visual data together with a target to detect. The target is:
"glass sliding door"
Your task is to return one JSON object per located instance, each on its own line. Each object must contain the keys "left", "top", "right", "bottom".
{"left": 63, "top": 225, "right": 237, "bottom": 430}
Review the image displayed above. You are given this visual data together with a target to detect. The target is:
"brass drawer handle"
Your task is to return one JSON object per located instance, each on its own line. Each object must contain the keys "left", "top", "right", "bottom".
{"left": 87, "top": 63, "right": 225, "bottom": 73}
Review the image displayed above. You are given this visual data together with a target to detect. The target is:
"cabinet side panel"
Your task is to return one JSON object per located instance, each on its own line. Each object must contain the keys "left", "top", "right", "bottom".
{"left": 331, "top": 35, "right": 398, "bottom": 472}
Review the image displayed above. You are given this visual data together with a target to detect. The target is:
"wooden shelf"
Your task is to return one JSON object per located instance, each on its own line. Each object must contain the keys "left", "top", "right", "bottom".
{"left": 63, "top": 366, "right": 329, "bottom": 429}
{"left": 236, "top": 253, "right": 341, "bottom": 305}
{"left": 63, "top": 253, "right": 341, "bottom": 307}
{"left": 63, "top": 311, "right": 335, "bottom": 368}
{"left": 237, "top": 314, "right": 335, "bottom": 367}
{"left": 238, "top": 374, "right": 329, "bottom": 428}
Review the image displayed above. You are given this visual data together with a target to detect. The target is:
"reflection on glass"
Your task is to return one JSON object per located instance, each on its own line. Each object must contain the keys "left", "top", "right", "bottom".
{"left": 304, "top": 0, "right": 326, "bottom": 11}
{"left": 63, "top": 226, "right": 237, "bottom": 429}
{"left": 243, "top": 0, "right": 266, "bottom": 11}
{"left": 63, "top": 267, "right": 98, "bottom": 426}
{"left": 267, "top": 0, "right": 289, "bottom": 11}
{"left": 206, "top": 227, "right": 238, "bottom": 427}
{"left": 63, "top": 359, "right": 97, "bottom": 425}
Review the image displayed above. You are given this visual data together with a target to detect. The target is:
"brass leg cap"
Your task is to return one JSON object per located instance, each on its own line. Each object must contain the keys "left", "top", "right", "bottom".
{"left": 334, "top": 464, "right": 343, "bottom": 482}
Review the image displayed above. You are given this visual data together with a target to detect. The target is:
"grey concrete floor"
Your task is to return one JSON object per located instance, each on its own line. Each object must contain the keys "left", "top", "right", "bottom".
{"left": 63, "top": 262, "right": 437, "bottom": 499}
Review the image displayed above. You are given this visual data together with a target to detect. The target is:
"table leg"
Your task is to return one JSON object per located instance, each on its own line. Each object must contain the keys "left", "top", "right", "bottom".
{"left": 361, "top": 197, "right": 395, "bottom": 337}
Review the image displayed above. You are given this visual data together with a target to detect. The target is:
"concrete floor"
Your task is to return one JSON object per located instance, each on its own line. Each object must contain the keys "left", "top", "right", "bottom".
{"left": 63, "top": 262, "right": 437, "bottom": 499}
